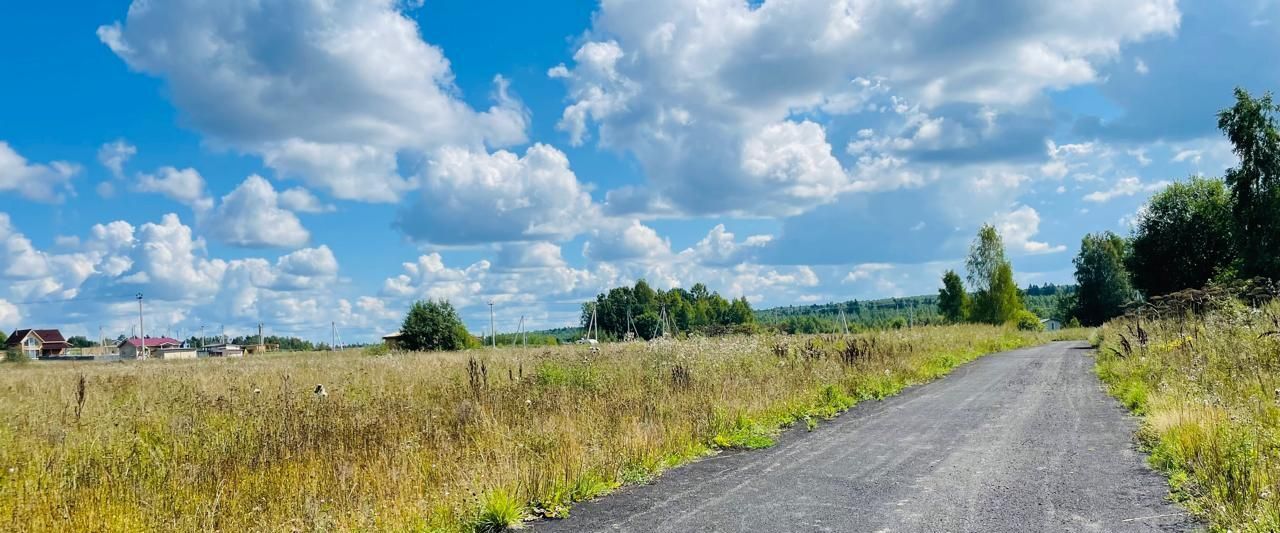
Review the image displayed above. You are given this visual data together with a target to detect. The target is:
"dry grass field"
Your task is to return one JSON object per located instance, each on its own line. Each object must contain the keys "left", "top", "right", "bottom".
{"left": 0, "top": 326, "right": 1065, "bottom": 532}
{"left": 1094, "top": 300, "right": 1280, "bottom": 531}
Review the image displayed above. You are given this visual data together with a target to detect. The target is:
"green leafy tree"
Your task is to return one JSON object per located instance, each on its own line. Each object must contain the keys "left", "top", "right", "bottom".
{"left": 1128, "top": 177, "right": 1235, "bottom": 296}
{"left": 1218, "top": 88, "right": 1280, "bottom": 279}
{"left": 965, "top": 225, "right": 1024, "bottom": 324}
{"left": 987, "top": 263, "right": 1023, "bottom": 324}
{"left": 727, "top": 297, "right": 754, "bottom": 325}
{"left": 66, "top": 336, "right": 96, "bottom": 348}
{"left": 1052, "top": 292, "right": 1079, "bottom": 323}
{"left": 937, "top": 270, "right": 969, "bottom": 323}
{"left": 584, "top": 281, "right": 752, "bottom": 338}
{"left": 400, "top": 300, "right": 472, "bottom": 352}
{"left": 1072, "top": 232, "right": 1134, "bottom": 326}
{"left": 0, "top": 330, "right": 7, "bottom": 346}
{"left": 965, "top": 224, "right": 1006, "bottom": 294}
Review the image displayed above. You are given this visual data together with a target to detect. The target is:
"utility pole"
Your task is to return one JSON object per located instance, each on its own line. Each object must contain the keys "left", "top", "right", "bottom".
{"left": 488, "top": 300, "right": 496, "bottom": 347}
{"left": 136, "top": 293, "right": 146, "bottom": 359}
{"left": 258, "top": 322, "right": 264, "bottom": 348}
{"left": 331, "top": 322, "right": 337, "bottom": 351}
{"left": 200, "top": 325, "right": 206, "bottom": 349}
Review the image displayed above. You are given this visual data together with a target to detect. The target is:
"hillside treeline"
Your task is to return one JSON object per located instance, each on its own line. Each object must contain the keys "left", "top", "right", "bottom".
{"left": 582, "top": 281, "right": 753, "bottom": 340}
{"left": 756, "top": 286, "right": 1072, "bottom": 334}
{"left": 1058, "top": 88, "right": 1280, "bottom": 325}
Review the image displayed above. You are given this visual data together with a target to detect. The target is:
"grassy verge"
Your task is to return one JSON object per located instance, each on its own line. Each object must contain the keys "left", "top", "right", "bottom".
{"left": 0, "top": 325, "right": 1049, "bottom": 531}
{"left": 1093, "top": 300, "right": 1280, "bottom": 531}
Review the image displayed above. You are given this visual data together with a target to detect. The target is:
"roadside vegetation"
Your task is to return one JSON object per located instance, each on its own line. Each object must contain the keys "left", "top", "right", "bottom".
{"left": 0, "top": 325, "right": 1057, "bottom": 531}
{"left": 1083, "top": 88, "right": 1280, "bottom": 531}
{"left": 1093, "top": 291, "right": 1280, "bottom": 531}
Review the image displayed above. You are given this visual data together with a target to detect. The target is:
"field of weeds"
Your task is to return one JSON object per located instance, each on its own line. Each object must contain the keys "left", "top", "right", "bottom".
{"left": 1094, "top": 300, "right": 1280, "bottom": 531}
{"left": 0, "top": 326, "right": 1056, "bottom": 532}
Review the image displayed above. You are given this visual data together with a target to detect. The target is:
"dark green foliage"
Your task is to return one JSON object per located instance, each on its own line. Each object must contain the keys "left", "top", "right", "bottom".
{"left": 937, "top": 270, "right": 968, "bottom": 323}
{"left": 583, "top": 280, "right": 753, "bottom": 339}
{"left": 1053, "top": 291, "right": 1079, "bottom": 323}
{"left": 3, "top": 346, "right": 29, "bottom": 364}
{"left": 401, "top": 299, "right": 472, "bottom": 352}
{"left": 1218, "top": 88, "right": 1280, "bottom": 279}
{"left": 67, "top": 336, "right": 96, "bottom": 348}
{"left": 757, "top": 290, "right": 1064, "bottom": 332}
{"left": 201, "top": 335, "right": 321, "bottom": 351}
{"left": 0, "top": 330, "right": 6, "bottom": 346}
{"left": 1071, "top": 232, "right": 1134, "bottom": 326}
{"left": 1128, "top": 177, "right": 1235, "bottom": 297}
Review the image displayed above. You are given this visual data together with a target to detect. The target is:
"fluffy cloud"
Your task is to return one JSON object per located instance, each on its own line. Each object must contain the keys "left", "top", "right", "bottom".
{"left": 0, "top": 299, "right": 19, "bottom": 331}
{"left": 279, "top": 186, "right": 335, "bottom": 214}
{"left": 844, "top": 263, "right": 894, "bottom": 283}
{"left": 583, "top": 219, "right": 671, "bottom": 262}
{"left": 681, "top": 224, "right": 772, "bottom": 267}
{"left": 0, "top": 212, "right": 355, "bottom": 340}
{"left": 551, "top": 0, "right": 1179, "bottom": 216}
{"left": 204, "top": 175, "right": 310, "bottom": 248}
{"left": 376, "top": 230, "right": 829, "bottom": 331}
{"left": 396, "top": 144, "right": 597, "bottom": 245}
{"left": 495, "top": 242, "right": 569, "bottom": 270}
{"left": 99, "top": 0, "right": 528, "bottom": 202}
{"left": 136, "top": 167, "right": 213, "bottom": 211}
{"left": 0, "top": 141, "right": 79, "bottom": 202}
{"left": 738, "top": 121, "right": 853, "bottom": 215}
{"left": 1083, "top": 176, "right": 1171, "bottom": 203}
{"left": 97, "top": 139, "right": 136, "bottom": 178}
{"left": 992, "top": 205, "right": 1066, "bottom": 254}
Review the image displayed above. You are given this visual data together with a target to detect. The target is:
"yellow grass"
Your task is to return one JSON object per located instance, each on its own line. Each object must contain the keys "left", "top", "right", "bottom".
{"left": 1094, "top": 300, "right": 1280, "bottom": 531}
{"left": 0, "top": 326, "right": 1049, "bottom": 532}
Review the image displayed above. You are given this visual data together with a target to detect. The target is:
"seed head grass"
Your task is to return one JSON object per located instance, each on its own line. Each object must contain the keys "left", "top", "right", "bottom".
{"left": 1094, "top": 299, "right": 1280, "bottom": 531}
{"left": 0, "top": 325, "right": 1053, "bottom": 531}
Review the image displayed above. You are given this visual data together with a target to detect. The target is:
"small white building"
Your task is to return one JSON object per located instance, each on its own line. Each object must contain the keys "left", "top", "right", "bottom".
{"left": 155, "top": 346, "right": 198, "bottom": 360}
{"left": 1041, "top": 318, "right": 1062, "bottom": 331}
{"left": 201, "top": 343, "right": 244, "bottom": 357}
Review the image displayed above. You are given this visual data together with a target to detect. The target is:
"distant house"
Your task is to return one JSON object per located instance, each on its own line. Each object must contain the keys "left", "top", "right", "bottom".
{"left": 1041, "top": 318, "right": 1062, "bottom": 331}
{"left": 155, "top": 346, "right": 198, "bottom": 360}
{"left": 118, "top": 337, "right": 181, "bottom": 359}
{"left": 382, "top": 331, "right": 404, "bottom": 350}
{"left": 5, "top": 329, "right": 70, "bottom": 358}
{"left": 201, "top": 343, "right": 243, "bottom": 357}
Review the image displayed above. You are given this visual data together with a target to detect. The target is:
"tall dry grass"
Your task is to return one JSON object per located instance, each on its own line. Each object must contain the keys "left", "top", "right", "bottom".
{"left": 1094, "top": 300, "right": 1280, "bottom": 531}
{"left": 0, "top": 326, "right": 1047, "bottom": 532}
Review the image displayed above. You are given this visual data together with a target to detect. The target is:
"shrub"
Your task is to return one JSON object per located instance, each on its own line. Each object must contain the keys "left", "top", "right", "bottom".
{"left": 3, "top": 347, "right": 30, "bottom": 364}
{"left": 362, "top": 343, "right": 390, "bottom": 356}
{"left": 471, "top": 489, "right": 525, "bottom": 532}
{"left": 400, "top": 299, "right": 472, "bottom": 352}
{"left": 1012, "top": 310, "right": 1043, "bottom": 331}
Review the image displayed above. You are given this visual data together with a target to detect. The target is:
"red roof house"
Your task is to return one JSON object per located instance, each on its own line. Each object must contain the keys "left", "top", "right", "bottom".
{"left": 5, "top": 329, "right": 69, "bottom": 358}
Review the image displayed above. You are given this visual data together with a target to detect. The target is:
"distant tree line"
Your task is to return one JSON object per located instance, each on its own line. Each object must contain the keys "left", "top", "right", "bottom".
{"left": 583, "top": 280, "right": 754, "bottom": 340}
{"left": 1057, "top": 88, "right": 1280, "bottom": 325}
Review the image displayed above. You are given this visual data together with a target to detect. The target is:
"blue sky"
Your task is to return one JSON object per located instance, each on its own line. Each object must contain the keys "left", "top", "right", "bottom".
{"left": 0, "top": 0, "right": 1272, "bottom": 342}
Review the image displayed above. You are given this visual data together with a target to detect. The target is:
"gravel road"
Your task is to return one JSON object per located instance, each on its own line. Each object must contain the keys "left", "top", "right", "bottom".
{"left": 533, "top": 341, "right": 1196, "bottom": 533}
